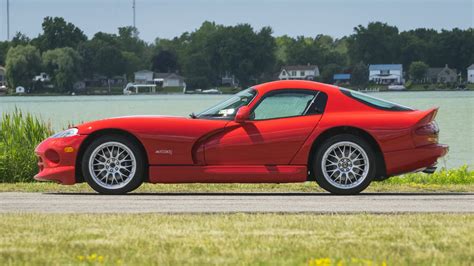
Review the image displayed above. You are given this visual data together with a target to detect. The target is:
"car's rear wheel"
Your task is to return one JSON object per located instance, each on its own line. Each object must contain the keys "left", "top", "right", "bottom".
{"left": 313, "top": 134, "right": 375, "bottom": 194}
{"left": 82, "top": 135, "right": 145, "bottom": 194}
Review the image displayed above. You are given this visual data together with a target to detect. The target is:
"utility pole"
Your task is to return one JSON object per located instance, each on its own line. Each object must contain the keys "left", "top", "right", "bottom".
{"left": 7, "top": 0, "right": 10, "bottom": 40}
{"left": 132, "top": 0, "right": 136, "bottom": 29}
{"left": 132, "top": 0, "right": 138, "bottom": 38}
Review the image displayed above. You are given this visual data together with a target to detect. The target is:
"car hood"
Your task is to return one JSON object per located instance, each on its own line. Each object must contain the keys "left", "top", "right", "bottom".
{"left": 75, "top": 115, "right": 228, "bottom": 136}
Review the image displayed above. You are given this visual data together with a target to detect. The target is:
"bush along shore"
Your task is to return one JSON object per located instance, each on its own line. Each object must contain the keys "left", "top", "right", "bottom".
{"left": 0, "top": 109, "right": 53, "bottom": 182}
{"left": 0, "top": 109, "right": 472, "bottom": 189}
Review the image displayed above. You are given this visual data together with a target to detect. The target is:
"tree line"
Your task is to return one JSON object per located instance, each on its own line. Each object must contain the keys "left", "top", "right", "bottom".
{"left": 0, "top": 17, "right": 473, "bottom": 92}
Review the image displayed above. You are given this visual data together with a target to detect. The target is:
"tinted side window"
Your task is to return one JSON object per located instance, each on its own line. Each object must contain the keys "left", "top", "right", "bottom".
{"left": 306, "top": 92, "right": 328, "bottom": 115}
{"left": 340, "top": 88, "right": 413, "bottom": 111}
{"left": 251, "top": 90, "right": 317, "bottom": 120}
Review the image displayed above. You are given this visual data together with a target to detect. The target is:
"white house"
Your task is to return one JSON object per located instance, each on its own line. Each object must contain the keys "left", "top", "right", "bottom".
{"left": 33, "top": 72, "right": 51, "bottom": 82}
{"left": 221, "top": 72, "right": 238, "bottom": 87}
{"left": 468, "top": 64, "right": 474, "bottom": 83}
{"left": 134, "top": 71, "right": 185, "bottom": 88}
{"left": 134, "top": 70, "right": 154, "bottom": 84}
{"left": 369, "top": 64, "right": 403, "bottom": 84}
{"left": 154, "top": 73, "right": 185, "bottom": 87}
{"left": 16, "top": 86, "right": 25, "bottom": 94}
{"left": 279, "top": 65, "right": 320, "bottom": 80}
{"left": 0, "top": 65, "right": 6, "bottom": 87}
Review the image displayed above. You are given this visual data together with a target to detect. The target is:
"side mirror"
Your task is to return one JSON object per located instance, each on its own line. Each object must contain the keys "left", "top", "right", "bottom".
{"left": 235, "top": 106, "right": 250, "bottom": 123}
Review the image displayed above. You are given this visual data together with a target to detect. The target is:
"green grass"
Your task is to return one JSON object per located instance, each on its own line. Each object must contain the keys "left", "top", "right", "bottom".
{"left": 0, "top": 213, "right": 473, "bottom": 265}
{"left": 385, "top": 166, "right": 474, "bottom": 185}
{"left": 1, "top": 166, "right": 472, "bottom": 193}
{"left": 0, "top": 109, "right": 53, "bottom": 182}
{"left": 1, "top": 181, "right": 473, "bottom": 193}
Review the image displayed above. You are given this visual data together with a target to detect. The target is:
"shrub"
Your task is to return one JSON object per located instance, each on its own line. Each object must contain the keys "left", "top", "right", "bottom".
{"left": 0, "top": 109, "right": 53, "bottom": 182}
{"left": 384, "top": 166, "right": 474, "bottom": 185}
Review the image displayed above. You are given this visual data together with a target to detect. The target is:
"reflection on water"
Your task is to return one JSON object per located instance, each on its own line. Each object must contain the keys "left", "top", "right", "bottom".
{"left": 1, "top": 91, "right": 473, "bottom": 169}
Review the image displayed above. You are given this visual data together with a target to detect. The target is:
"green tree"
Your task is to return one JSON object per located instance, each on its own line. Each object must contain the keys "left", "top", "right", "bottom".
{"left": 280, "top": 35, "right": 347, "bottom": 72}
{"left": 117, "top": 27, "right": 146, "bottom": 54}
{"left": 180, "top": 21, "right": 219, "bottom": 89}
{"left": 286, "top": 36, "right": 324, "bottom": 66}
{"left": 399, "top": 29, "right": 437, "bottom": 68}
{"left": 42, "top": 47, "right": 83, "bottom": 92}
{"left": 95, "top": 46, "right": 126, "bottom": 79}
{"left": 77, "top": 29, "right": 150, "bottom": 80}
{"left": 409, "top": 61, "right": 429, "bottom": 83}
{"left": 5, "top": 45, "right": 42, "bottom": 90}
{"left": 320, "top": 63, "right": 342, "bottom": 83}
{"left": 151, "top": 50, "right": 178, "bottom": 73}
{"left": 0, "top": 41, "right": 9, "bottom": 65}
{"left": 33, "top": 17, "right": 87, "bottom": 51}
{"left": 122, "top": 51, "right": 142, "bottom": 78}
{"left": 435, "top": 28, "right": 474, "bottom": 74}
{"left": 351, "top": 62, "right": 369, "bottom": 86}
{"left": 275, "top": 35, "right": 294, "bottom": 63}
{"left": 206, "top": 23, "right": 276, "bottom": 87}
{"left": 10, "top": 32, "right": 31, "bottom": 47}
{"left": 347, "top": 22, "right": 400, "bottom": 64}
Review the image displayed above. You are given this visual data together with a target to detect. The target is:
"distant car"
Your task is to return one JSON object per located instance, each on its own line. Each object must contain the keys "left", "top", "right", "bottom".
{"left": 35, "top": 80, "right": 448, "bottom": 194}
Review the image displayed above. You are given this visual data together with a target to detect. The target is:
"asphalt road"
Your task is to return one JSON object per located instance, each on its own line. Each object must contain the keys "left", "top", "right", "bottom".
{"left": 1, "top": 192, "right": 473, "bottom": 213}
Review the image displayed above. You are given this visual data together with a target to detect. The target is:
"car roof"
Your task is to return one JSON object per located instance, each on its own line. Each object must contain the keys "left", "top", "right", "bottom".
{"left": 253, "top": 80, "right": 340, "bottom": 95}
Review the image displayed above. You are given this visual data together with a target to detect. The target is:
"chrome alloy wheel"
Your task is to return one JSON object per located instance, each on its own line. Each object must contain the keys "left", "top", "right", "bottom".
{"left": 88, "top": 141, "right": 137, "bottom": 189}
{"left": 321, "top": 141, "right": 370, "bottom": 189}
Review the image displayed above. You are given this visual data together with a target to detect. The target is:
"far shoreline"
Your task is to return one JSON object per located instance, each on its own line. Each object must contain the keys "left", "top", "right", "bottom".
{"left": 1, "top": 88, "right": 474, "bottom": 97}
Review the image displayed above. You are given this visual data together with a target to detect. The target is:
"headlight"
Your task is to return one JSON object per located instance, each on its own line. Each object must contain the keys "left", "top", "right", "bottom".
{"left": 50, "top": 128, "right": 79, "bottom": 138}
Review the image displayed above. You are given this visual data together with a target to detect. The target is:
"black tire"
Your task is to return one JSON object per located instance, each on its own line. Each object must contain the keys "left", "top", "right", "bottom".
{"left": 313, "top": 134, "right": 375, "bottom": 195}
{"left": 81, "top": 135, "right": 145, "bottom": 194}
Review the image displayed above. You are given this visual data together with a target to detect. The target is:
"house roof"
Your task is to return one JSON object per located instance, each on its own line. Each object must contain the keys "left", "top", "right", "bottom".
{"left": 468, "top": 64, "right": 474, "bottom": 70}
{"left": 369, "top": 64, "right": 402, "bottom": 71}
{"left": 281, "top": 65, "right": 319, "bottom": 71}
{"left": 333, "top": 74, "right": 351, "bottom": 80}
{"left": 135, "top": 70, "right": 154, "bottom": 74}
{"left": 0, "top": 65, "right": 5, "bottom": 71}
{"left": 427, "top": 66, "right": 457, "bottom": 78}
{"left": 154, "top": 73, "right": 184, "bottom": 80}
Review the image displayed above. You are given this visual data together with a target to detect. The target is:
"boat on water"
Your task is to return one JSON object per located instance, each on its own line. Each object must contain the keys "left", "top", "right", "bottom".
{"left": 388, "top": 85, "right": 406, "bottom": 91}
{"left": 0, "top": 85, "right": 8, "bottom": 95}
{"left": 358, "top": 88, "right": 380, "bottom": 93}
{"left": 123, "top": 83, "right": 158, "bottom": 95}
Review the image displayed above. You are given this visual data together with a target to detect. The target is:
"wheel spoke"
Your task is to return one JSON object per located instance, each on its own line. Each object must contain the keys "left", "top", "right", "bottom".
{"left": 321, "top": 141, "right": 370, "bottom": 190}
{"left": 88, "top": 142, "right": 137, "bottom": 190}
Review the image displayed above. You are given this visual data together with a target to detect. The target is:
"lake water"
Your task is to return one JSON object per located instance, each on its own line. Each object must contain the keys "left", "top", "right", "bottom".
{"left": 1, "top": 91, "right": 473, "bottom": 169}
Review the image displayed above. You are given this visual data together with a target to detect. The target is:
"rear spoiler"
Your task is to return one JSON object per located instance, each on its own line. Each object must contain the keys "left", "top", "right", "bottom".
{"left": 415, "top": 107, "right": 439, "bottom": 126}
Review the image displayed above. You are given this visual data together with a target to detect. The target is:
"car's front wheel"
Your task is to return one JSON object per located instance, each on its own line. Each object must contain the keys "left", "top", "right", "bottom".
{"left": 82, "top": 135, "right": 145, "bottom": 194}
{"left": 313, "top": 134, "right": 375, "bottom": 195}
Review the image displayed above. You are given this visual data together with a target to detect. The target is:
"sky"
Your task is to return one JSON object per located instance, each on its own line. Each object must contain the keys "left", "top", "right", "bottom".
{"left": 0, "top": 0, "right": 473, "bottom": 43}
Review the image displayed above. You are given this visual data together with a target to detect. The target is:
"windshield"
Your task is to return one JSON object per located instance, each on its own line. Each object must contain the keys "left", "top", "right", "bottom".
{"left": 197, "top": 88, "right": 257, "bottom": 119}
{"left": 339, "top": 88, "right": 413, "bottom": 111}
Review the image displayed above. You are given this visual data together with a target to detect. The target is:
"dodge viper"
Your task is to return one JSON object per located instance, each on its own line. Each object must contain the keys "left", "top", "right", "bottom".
{"left": 35, "top": 80, "right": 448, "bottom": 194}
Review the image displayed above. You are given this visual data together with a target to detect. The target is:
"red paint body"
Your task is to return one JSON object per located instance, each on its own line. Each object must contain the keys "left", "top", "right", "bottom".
{"left": 35, "top": 80, "right": 448, "bottom": 185}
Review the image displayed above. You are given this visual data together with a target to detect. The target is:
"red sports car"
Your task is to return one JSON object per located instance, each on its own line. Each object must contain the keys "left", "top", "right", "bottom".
{"left": 35, "top": 80, "right": 448, "bottom": 194}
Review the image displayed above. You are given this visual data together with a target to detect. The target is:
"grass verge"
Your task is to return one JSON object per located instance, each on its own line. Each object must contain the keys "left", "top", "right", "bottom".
{"left": 1, "top": 164, "right": 472, "bottom": 193}
{"left": 1, "top": 182, "right": 473, "bottom": 193}
{"left": 0, "top": 213, "right": 473, "bottom": 265}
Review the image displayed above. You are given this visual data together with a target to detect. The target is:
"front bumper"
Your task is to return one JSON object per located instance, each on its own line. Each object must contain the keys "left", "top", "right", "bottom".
{"left": 34, "top": 135, "right": 87, "bottom": 185}
{"left": 384, "top": 144, "right": 449, "bottom": 176}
